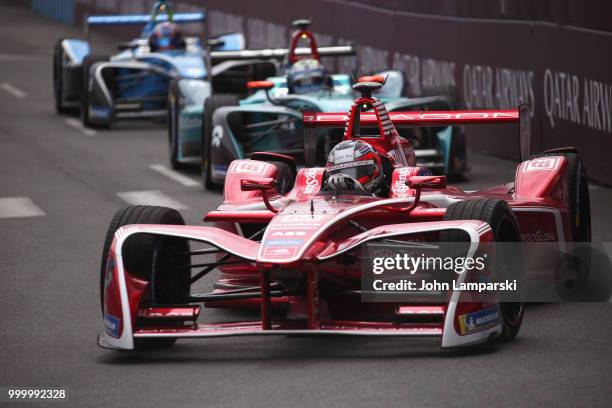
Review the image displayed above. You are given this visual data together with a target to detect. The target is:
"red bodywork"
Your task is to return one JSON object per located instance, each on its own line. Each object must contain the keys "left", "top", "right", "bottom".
{"left": 287, "top": 25, "right": 320, "bottom": 64}
{"left": 100, "top": 93, "right": 577, "bottom": 350}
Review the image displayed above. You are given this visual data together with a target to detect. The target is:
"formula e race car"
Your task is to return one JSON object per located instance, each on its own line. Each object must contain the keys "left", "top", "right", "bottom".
{"left": 53, "top": 0, "right": 273, "bottom": 128}
{"left": 168, "top": 19, "right": 360, "bottom": 174}
{"left": 168, "top": 20, "right": 466, "bottom": 185}
{"left": 98, "top": 82, "right": 591, "bottom": 351}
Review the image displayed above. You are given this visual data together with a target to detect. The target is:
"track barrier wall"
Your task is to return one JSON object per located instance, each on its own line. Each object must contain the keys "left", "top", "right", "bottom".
{"left": 35, "top": 0, "right": 612, "bottom": 184}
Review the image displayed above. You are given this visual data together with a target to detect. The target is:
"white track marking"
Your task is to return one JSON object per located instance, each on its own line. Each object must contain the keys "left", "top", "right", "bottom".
{"left": 116, "top": 190, "right": 188, "bottom": 210}
{"left": 64, "top": 118, "right": 97, "bottom": 136}
{"left": 0, "top": 53, "right": 46, "bottom": 62}
{"left": 149, "top": 164, "right": 199, "bottom": 187}
{"left": 0, "top": 197, "right": 46, "bottom": 218}
{"left": 1, "top": 83, "right": 26, "bottom": 98}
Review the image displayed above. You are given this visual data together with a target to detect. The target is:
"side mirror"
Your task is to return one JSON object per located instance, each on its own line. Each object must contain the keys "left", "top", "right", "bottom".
{"left": 247, "top": 80, "right": 275, "bottom": 91}
{"left": 241, "top": 177, "right": 276, "bottom": 192}
{"left": 206, "top": 38, "right": 225, "bottom": 49}
{"left": 406, "top": 175, "right": 447, "bottom": 189}
{"left": 208, "top": 33, "right": 245, "bottom": 51}
{"left": 357, "top": 75, "right": 385, "bottom": 84}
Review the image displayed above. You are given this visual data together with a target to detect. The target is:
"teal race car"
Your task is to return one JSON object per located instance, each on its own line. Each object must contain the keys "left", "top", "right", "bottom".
{"left": 167, "top": 20, "right": 467, "bottom": 188}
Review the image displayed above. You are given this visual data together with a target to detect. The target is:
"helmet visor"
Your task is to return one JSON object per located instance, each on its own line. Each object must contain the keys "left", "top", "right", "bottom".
{"left": 158, "top": 37, "right": 171, "bottom": 48}
{"left": 328, "top": 160, "right": 376, "bottom": 180}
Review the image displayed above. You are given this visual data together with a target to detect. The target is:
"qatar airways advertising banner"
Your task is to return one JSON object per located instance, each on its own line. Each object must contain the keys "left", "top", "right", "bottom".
{"left": 74, "top": 0, "right": 612, "bottom": 184}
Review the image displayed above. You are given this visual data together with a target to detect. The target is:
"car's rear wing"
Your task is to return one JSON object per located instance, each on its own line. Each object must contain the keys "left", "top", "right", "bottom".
{"left": 303, "top": 104, "right": 531, "bottom": 163}
{"left": 86, "top": 12, "right": 206, "bottom": 27}
{"left": 209, "top": 45, "right": 356, "bottom": 62}
{"left": 303, "top": 109, "right": 521, "bottom": 126}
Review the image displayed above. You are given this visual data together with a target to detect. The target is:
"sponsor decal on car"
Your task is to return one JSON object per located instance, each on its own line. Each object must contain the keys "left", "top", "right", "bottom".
{"left": 262, "top": 246, "right": 297, "bottom": 258}
{"left": 458, "top": 305, "right": 501, "bottom": 335}
{"left": 303, "top": 168, "right": 321, "bottom": 195}
{"left": 521, "top": 230, "right": 556, "bottom": 242}
{"left": 230, "top": 161, "right": 268, "bottom": 175}
{"left": 270, "top": 230, "right": 307, "bottom": 237}
{"left": 263, "top": 239, "right": 304, "bottom": 247}
{"left": 211, "top": 125, "right": 223, "bottom": 148}
{"left": 332, "top": 147, "right": 354, "bottom": 164}
{"left": 523, "top": 157, "right": 560, "bottom": 172}
{"left": 280, "top": 214, "right": 325, "bottom": 222}
{"left": 269, "top": 222, "right": 322, "bottom": 230}
{"left": 392, "top": 167, "right": 411, "bottom": 196}
{"left": 104, "top": 313, "right": 121, "bottom": 338}
{"left": 328, "top": 160, "right": 374, "bottom": 172}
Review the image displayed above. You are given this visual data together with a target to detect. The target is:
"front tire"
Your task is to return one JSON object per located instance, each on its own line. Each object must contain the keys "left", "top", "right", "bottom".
{"left": 53, "top": 38, "right": 70, "bottom": 114}
{"left": 442, "top": 199, "right": 524, "bottom": 342}
{"left": 81, "top": 55, "right": 109, "bottom": 128}
{"left": 202, "top": 94, "right": 240, "bottom": 189}
{"left": 100, "top": 205, "right": 190, "bottom": 350}
{"left": 168, "top": 80, "right": 185, "bottom": 170}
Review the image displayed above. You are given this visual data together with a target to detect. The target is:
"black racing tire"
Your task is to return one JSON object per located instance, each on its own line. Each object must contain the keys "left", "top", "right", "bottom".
{"left": 529, "top": 152, "right": 591, "bottom": 243}
{"left": 530, "top": 152, "right": 592, "bottom": 295}
{"left": 53, "top": 38, "right": 71, "bottom": 114}
{"left": 446, "top": 126, "right": 468, "bottom": 181}
{"left": 167, "top": 80, "right": 186, "bottom": 170}
{"left": 81, "top": 55, "right": 109, "bottom": 128}
{"left": 202, "top": 94, "right": 240, "bottom": 189}
{"left": 100, "top": 205, "right": 190, "bottom": 350}
{"left": 442, "top": 199, "right": 524, "bottom": 343}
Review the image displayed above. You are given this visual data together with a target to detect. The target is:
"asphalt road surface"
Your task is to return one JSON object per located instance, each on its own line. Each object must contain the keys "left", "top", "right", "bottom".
{"left": 1, "top": 4, "right": 611, "bottom": 407}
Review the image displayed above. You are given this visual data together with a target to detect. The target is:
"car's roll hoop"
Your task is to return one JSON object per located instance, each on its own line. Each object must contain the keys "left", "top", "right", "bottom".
{"left": 304, "top": 87, "right": 532, "bottom": 161}
{"left": 287, "top": 19, "right": 319, "bottom": 64}
{"left": 352, "top": 81, "right": 383, "bottom": 98}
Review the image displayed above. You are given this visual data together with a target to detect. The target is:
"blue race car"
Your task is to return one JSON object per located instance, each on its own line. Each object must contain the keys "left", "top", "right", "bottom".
{"left": 53, "top": 0, "right": 272, "bottom": 129}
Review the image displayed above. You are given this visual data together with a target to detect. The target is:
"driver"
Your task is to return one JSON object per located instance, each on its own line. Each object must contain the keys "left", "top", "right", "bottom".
{"left": 323, "top": 140, "right": 386, "bottom": 196}
{"left": 286, "top": 58, "right": 328, "bottom": 94}
{"left": 148, "top": 22, "right": 185, "bottom": 52}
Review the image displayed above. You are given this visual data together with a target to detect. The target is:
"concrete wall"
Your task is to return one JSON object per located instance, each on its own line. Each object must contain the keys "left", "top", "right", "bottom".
{"left": 31, "top": 0, "right": 74, "bottom": 24}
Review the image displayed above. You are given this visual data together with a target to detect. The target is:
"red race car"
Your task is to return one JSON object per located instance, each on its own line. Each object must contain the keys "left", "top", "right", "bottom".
{"left": 98, "top": 82, "right": 590, "bottom": 351}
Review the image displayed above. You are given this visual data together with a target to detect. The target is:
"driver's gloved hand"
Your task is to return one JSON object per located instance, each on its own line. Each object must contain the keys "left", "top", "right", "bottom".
{"left": 326, "top": 173, "right": 368, "bottom": 193}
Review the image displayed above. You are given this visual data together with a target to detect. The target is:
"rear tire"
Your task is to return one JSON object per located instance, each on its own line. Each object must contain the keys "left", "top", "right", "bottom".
{"left": 100, "top": 205, "right": 190, "bottom": 350}
{"left": 446, "top": 127, "right": 467, "bottom": 181}
{"left": 530, "top": 152, "right": 591, "bottom": 243}
{"left": 531, "top": 152, "right": 592, "bottom": 295}
{"left": 168, "top": 80, "right": 185, "bottom": 170}
{"left": 442, "top": 199, "right": 524, "bottom": 342}
{"left": 81, "top": 55, "right": 109, "bottom": 128}
{"left": 202, "top": 94, "right": 240, "bottom": 189}
{"left": 53, "top": 38, "right": 71, "bottom": 114}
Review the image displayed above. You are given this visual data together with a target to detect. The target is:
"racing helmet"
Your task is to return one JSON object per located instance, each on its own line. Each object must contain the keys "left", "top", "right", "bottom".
{"left": 149, "top": 22, "right": 184, "bottom": 52}
{"left": 326, "top": 140, "right": 385, "bottom": 195}
{"left": 287, "top": 58, "right": 327, "bottom": 94}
